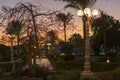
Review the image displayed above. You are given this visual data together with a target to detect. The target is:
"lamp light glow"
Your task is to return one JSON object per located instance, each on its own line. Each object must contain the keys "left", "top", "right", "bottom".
{"left": 77, "top": 8, "right": 98, "bottom": 17}
{"left": 84, "top": 8, "right": 91, "bottom": 17}
{"left": 77, "top": 10, "right": 83, "bottom": 16}
{"left": 107, "top": 59, "right": 110, "bottom": 63}
{"left": 92, "top": 9, "right": 99, "bottom": 16}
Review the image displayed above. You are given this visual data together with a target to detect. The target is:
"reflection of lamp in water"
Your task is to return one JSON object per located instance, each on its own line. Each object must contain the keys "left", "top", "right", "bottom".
{"left": 77, "top": 8, "right": 99, "bottom": 76}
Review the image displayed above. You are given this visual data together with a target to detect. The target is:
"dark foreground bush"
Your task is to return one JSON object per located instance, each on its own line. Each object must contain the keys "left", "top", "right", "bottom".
{"left": 11, "top": 65, "right": 50, "bottom": 80}
{"left": 52, "top": 61, "right": 83, "bottom": 70}
{"left": 96, "top": 67, "right": 120, "bottom": 80}
{"left": 1, "top": 76, "right": 42, "bottom": 80}
{"left": 47, "top": 70, "right": 80, "bottom": 80}
{"left": 80, "top": 76, "right": 100, "bottom": 80}
{"left": 91, "top": 62, "right": 119, "bottom": 72}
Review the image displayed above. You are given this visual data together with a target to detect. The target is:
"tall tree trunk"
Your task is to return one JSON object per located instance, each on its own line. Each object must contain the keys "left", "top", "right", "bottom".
{"left": 27, "top": 26, "right": 32, "bottom": 66}
{"left": 17, "top": 35, "right": 20, "bottom": 54}
{"left": 103, "top": 30, "right": 107, "bottom": 54}
{"left": 30, "top": 5, "right": 39, "bottom": 65}
{"left": 64, "top": 23, "right": 67, "bottom": 43}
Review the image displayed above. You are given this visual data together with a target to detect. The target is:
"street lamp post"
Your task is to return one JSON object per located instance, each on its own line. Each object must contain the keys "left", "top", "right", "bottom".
{"left": 77, "top": 8, "right": 98, "bottom": 76}
{"left": 8, "top": 35, "right": 15, "bottom": 71}
{"left": 33, "top": 46, "right": 36, "bottom": 65}
{"left": 47, "top": 43, "right": 51, "bottom": 54}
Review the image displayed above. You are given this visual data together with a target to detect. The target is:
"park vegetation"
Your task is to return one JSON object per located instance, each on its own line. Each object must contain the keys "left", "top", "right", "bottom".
{"left": 0, "top": 0, "right": 120, "bottom": 80}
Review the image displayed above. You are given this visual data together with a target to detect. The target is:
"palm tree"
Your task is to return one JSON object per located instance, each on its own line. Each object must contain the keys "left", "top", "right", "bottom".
{"left": 45, "top": 30, "right": 59, "bottom": 55}
{"left": 91, "top": 11, "right": 114, "bottom": 54}
{"left": 56, "top": 0, "right": 97, "bottom": 41}
{"left": 56, "top": 12, "right": 73, "bottom": 43}
{"left": 55, "top": 0, "right": 97, "bottom": 76}
{"left": 46, "top": 30, "right": 58, "bottom": 45}
{"left": 2, "top": 2, "right": 58, "bottom": 65}
{"left": 6, "top": 20, "right": 22, "bottom": 71}
{"left": 69, "top": 33, "right": 83, "bottom": 55}
{"left": 69, "top": 33, "right": 83, "bottom": 46}
{"left": 56, "top": 0, "right": 96, "bottom": 9}
{"left": 6, "top": 20, "right": 23, "bottom": 54}
{"left": 57, "top": 0, "right": 97, "bottom": 43}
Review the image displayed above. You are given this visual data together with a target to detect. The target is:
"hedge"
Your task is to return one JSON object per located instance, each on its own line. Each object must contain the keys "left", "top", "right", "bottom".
{"left": 91, "top": 62, "right": 120, "bottom": 72}
{"left": 51, "top": 61, "right": 83, "bottom": 70}
{"left": 95, "top": 67, "right": 120, "bottom": 80}
{"left": 0, "top": 61, "right": 21, "bottom": 72}
{"left": 51, "top": 61, "right": 120, "bottom": 72}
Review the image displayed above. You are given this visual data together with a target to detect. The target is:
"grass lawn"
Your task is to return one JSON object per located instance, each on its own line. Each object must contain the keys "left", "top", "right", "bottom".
{"left": 48, "top": 55, "right": 120, "bottom": 80}
{"left": 1, "top": 55, "right": 120, "bottom": 80}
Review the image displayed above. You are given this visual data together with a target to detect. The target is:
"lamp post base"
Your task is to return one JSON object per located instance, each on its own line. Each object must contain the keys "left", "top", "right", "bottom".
{"left": 81, "top": 55, "right": 93, "bottom": 76}
{"left": 81, "top": 70, "right": 93, "bottom": 76}
{"left": 80, "top": 72, "right": 97, "bottom": 80}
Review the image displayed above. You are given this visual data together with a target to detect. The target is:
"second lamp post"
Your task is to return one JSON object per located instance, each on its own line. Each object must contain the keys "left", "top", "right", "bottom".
{"left": 8, "top": 35, "right": 15, "bottom": 71}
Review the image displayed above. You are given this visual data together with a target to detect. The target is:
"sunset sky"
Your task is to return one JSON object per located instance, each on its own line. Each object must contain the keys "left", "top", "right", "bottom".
{"left": 0, "top": 0, "right": 119, "bottom": 19}
{"left": 0, "top": 0, "right": 120, "bottom": 43}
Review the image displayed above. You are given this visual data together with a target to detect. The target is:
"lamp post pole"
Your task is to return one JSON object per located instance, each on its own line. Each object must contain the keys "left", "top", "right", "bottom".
{"left": 8, "top": 35, "right": 15, "bottom": 71}
{"left": 77, "top": 8, "right": 98, "bottom": 76}
{"left": 81, "top": 15, "right": 93, "bottom": 76}
{"left": 33, "top": 46, "right": 36, "bottom": 65}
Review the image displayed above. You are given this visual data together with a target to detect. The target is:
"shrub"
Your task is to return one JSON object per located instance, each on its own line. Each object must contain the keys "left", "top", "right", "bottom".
{"left": 106, "top": 52, "right": 117, "bottom": 57}
{"left": 96, "top": 56, "right": 116, "bottom": 62}
{"left": 115, "top": 55, "right": 120, "bottom": 63}
{"left": 0, "top": 62, "right": 13, "bottom": 72}
{"left": 0, "top": 61, "right": 21, "bottom": 73}
{"left": 51, "top": 61, "right": 83, "bottom": 70}
{"left": 63, "top": 55, "right": 75, "bottom": 61}
{"left": 11, "top": 68, "right": 24, "bottom": 78}
{"left": 20, "top": 76, "right": 32, "bottom": 80}
{"left": 0, "top": 76, "right": 13, "bottom": 80}
{"left": 80, "top": 76, "right": 99, "bottom": 80}
{"left": 59, "top": 42, "right": 73, "bottom": 57}
{"left": 47, "top": 70, "right": 80, "bottom": 80}
{"left": 20, "top": 76, "right": 43, "bottom": 80}
{"left": 11, "top": 65, "right": 50, "bottom": 80}
{"left": 0, "top": 76, "right": 43, "bottom": 80}
{"left": 92, "top": 62, "right": 119, "bottom": 72}
{"left": 95, "top": 67, "right": 120, "bottom": 80}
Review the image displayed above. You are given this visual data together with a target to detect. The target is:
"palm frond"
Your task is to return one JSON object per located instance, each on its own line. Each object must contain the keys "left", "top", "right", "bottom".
{"left": 56, "top": 13, "right": 66, "bottom": 22}
{"left": 56, "top": 12, "right": 73, "bottom": 25}
{"left": 65, "top": 3, "right": 80, "bottom": 9}
{"left": 56, "top": 0, "right": 97, "bottom": 9}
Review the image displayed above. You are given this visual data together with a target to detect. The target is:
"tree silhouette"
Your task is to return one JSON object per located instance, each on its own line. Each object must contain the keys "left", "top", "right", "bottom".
{"left": 91, "top": 11, "right": 120, "bottom": 54}
{"left": 6, "top": 20, "right": 23, "bottom": 54}
{"left": 56, "top": 12, "right": 73, "bottom": 43}
{"left": 0, "top": 2, "right": 58, "bottom": 65}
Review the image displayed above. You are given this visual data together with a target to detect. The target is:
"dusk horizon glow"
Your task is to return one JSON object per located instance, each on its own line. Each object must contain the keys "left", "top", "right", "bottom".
{"left": 0, "top": 0, "right": 120, "bottom": 44}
